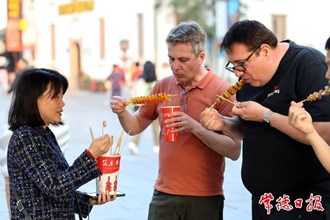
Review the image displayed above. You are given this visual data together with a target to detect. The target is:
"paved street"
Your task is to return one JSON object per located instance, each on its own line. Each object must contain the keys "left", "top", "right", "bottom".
{"left": 0, "top": 89, "right": 251, "bottom": 220}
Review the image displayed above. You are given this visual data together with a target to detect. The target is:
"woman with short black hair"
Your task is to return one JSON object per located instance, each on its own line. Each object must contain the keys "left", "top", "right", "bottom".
{"left": 8, "top": 68, "right": 115, "bottom": 219}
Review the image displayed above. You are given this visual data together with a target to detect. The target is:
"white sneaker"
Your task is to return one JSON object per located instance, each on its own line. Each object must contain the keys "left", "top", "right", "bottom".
{"left": 128, "top": 142, "right": 139, "bottom": 155}
{"left": 153, "top": 145, "right": 159, "bottom": 154}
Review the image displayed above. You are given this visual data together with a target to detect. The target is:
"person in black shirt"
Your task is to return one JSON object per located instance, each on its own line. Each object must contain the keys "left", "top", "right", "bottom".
{"left": 200, "top": 20, "right": 330, "bottom": 220}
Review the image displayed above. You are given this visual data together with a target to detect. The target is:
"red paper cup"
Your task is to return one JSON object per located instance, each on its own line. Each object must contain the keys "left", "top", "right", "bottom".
{"left": 161, "top": 106, "right": 181, "bottom": 142}
{"left": 96, "top": 154, "right": 121, "bottom": 195}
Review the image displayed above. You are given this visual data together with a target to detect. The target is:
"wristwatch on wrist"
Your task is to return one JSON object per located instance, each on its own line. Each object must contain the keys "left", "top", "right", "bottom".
{"left": 263, "top": 110, "right": 274, "bottom": 124}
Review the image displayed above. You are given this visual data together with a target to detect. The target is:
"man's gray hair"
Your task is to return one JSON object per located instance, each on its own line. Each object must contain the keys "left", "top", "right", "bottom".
{"left": 166, "top": 21, "right": 207, "bottom": 57}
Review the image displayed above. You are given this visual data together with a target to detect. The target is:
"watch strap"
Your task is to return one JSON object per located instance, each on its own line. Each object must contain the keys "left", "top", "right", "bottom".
{"left": 263, "top": 110, "right": 274, "bottom": 124}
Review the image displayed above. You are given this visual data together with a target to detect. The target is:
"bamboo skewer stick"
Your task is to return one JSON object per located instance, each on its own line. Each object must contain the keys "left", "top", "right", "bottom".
{"left": 89, "top": 122, "right": 127, "bottom": 156}
{"left": 114, "top": 130, "right": 124, "bottom": 155}
{"left": 108, "top": 135, "right": 114, "bottom": 156}
{"left": 298, "top": 98, "right": 308, "bottom": 104}
{"left": 209, "top": 101, "right": 217, "bottom": 109}
{"left": 218, "top": 96, "right": 238, "bottom": 107}
{"left": 89, "top": 126, "right": 95, "bottom": 141}
{"left": 120, "top": 130, "right": 131, "bottom": 155}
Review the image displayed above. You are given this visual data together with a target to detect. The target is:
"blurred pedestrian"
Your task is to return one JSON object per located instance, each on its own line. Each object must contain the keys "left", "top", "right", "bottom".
{"left": 128, "top": 61, "right": 143, "bottom": 98}
{"left": 200, "top": 19, "right": 330, "bottom": 219}
{"left": 7, "top": 57, "right": 29, "bottom": 94}
{"left": 107, "top": 64, "right": 125, "bottom": 97}
{"left": 111, "top": 21, "right": 241, "bottom": 220}
{"left": 130, "top": 61, "right": 143, "bottom": 83}
{"left": 128, "top": 60, "right": 160, "bottom": 155}
{"left": 7, "top": 68, "right": 116, "bottom": 219}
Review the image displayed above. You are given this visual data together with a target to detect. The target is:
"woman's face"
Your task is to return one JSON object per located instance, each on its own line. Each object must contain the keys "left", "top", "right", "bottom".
{"left": 37, "top": 83, "right": 65, "bottom": 126}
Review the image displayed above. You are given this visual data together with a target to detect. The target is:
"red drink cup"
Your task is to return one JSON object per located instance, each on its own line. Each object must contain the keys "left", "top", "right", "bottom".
{"left": 161, "top": 106, "right": 181, "bottom": 142}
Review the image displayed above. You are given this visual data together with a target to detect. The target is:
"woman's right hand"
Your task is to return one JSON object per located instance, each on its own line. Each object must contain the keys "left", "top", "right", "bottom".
{"left": 88, "top": 135, "right": 113, "bottom": 158}
{"left": 288, "top": 101, "right": 314, "bottom": 134}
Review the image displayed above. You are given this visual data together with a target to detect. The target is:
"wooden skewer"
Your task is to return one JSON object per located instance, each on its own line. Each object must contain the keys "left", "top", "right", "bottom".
{"left": 89, "top": 126, "right": 95, "bottom": 140}
{"left": 210, "top": 96, "right": 238, "bottom": 108}
{"left": 209, "top": 101, "right": 217, "bottom": 109}
{"left": 120, "top": 130, "right": 131, "bottom": 155}
{"left": 298, "top": 99, "right": 308, "bottom": 104}
{"left": 108, "top": 135, "right": 114, "bottom": 155}
{"left": 218, "top": 96, "right": 238, "bottom": 107}
{"left": 114, "top": 130, "right": 124, "bottom": 155}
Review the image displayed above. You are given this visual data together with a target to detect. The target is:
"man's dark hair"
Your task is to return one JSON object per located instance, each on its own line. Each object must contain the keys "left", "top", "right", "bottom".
{"left": 221, "top": 19, "right": 278, "bottom": 53}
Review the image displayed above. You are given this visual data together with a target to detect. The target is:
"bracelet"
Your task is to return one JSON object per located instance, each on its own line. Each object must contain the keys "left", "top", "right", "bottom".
{"left": 85, "top": 149, "right": 97, "bottom": 162}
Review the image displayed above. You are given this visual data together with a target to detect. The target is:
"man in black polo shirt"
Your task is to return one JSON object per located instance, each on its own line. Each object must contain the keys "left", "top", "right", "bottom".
{"left": 201, "top": 20, "right": 330, "bottom": 220}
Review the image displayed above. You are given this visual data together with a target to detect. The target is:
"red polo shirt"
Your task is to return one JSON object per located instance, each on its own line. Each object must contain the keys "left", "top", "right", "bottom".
{"left": 139, "top": 70, "right": 235, "bottom": 196}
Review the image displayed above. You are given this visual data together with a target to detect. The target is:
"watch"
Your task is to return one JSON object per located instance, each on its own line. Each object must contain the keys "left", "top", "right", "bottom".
{"left": 263, "top": 110, "right": 274, "bottom": 124}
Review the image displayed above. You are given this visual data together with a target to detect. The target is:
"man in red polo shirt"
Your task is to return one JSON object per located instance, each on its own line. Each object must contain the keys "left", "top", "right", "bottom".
{"left": 110, "top": 21, "right": 241, "bottom": 220}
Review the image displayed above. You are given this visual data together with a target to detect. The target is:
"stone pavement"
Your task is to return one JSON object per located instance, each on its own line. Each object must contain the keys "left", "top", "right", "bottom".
{"left": 0, "top": 90, "right": 251, "bottom": 220}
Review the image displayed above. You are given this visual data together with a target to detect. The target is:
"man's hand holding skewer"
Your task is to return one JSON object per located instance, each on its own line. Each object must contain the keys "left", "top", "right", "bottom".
{"left": 232, "top": 101, "right": 270, "bottom": 123}
{"left": 200, "top": 108, "right": 225, "bottom": 131}
{"left": 110, "top": 96, "right": 129, "bottom": 115}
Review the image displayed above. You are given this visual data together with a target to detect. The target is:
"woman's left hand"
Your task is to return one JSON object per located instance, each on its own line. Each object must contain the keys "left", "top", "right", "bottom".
{"left": 89, "top": 191, "right": 116, "bottom": 205}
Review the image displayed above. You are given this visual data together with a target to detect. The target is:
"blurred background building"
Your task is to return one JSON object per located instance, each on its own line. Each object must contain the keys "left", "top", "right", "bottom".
{"left": 0, "top": 0, "right": 329, "bottom": 90}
